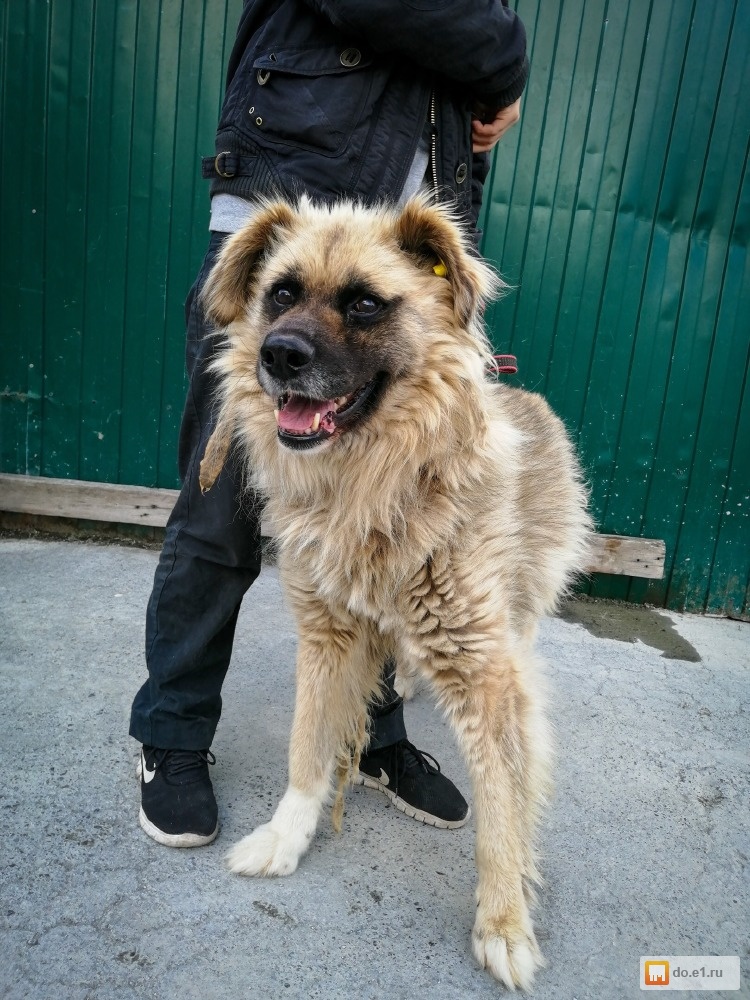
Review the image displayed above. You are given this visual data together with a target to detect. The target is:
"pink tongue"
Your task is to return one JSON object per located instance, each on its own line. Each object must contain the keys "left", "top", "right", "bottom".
{"left": 278, "top": 396, "right": 335, "bottom": 432}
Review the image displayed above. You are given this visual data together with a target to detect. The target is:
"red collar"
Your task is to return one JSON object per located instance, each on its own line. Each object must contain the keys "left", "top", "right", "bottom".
{"left": 491, "top": 354, "right": 518, "bottom": 375}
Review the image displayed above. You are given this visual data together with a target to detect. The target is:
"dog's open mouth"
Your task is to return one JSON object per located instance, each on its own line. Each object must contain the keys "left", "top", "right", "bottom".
{"left": 273, "top": 374, "right": 384, "bottom": 449}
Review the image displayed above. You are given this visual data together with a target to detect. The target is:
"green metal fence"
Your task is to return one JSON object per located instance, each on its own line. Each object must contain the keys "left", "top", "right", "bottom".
{"left": 0, "top": 0, "right": 239, "bottom": 487}
{"left": 1, "top": 0, "right": 748, "bottom": 614}
{"left": 480, "top": 0, "right": 749, "bottom": 615}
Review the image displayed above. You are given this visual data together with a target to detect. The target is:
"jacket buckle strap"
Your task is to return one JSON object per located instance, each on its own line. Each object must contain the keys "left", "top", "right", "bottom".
{"left": 214, "top": 151, "right": 235, "bottom": 178}
{"left": 201, "top": 151, "right": 261, "bottom": 180}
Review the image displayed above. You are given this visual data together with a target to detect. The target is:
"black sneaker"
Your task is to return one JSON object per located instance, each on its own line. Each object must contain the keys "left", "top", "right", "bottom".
{"left": 137, "top": 747, "right": 219, "bottom": 848}
{"left": 356, "top": 739, "right": 470, "bottom": 829}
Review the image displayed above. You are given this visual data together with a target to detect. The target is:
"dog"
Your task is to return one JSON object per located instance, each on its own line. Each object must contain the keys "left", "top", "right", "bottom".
{"left": 198, "top": 196, "right": 591, "bottom": 990}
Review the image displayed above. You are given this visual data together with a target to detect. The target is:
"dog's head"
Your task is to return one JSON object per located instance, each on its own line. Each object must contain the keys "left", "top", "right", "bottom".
{"left": 200, "top": 197, "right": 502, "bottom": 485}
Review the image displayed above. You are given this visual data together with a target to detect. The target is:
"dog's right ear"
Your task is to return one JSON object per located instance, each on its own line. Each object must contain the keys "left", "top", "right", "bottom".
{"left": 201, "top": 201, "right": 297, "bottom": 326}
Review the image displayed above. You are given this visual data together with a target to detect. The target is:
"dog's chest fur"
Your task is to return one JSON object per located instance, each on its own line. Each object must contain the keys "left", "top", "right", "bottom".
{"left": 269, "top": 459, "right": 512, "bottom": 670}
{"left": 274, "top": 485, "right": 460, "bottom": 617}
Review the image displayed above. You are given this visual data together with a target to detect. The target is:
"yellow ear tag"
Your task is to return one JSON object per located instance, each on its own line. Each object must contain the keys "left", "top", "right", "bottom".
{"left": 433, "top": 259, "right": 448, "bottom": 278}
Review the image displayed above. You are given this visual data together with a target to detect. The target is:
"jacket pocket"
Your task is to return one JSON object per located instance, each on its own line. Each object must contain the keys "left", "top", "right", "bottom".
{"left": 245, "top": 45, "right": 374, "bottom": 155}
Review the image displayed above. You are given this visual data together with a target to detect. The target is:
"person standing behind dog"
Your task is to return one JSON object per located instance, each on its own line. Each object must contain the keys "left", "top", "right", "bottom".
{"left": 130, "top": 0, "right": 529, "bottom": 848}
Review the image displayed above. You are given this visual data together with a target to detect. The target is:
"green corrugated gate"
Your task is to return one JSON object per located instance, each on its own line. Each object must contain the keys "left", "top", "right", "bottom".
{"left": 0, "top": 0, "right": 238, "bottom": 488}
{"left": 1, "top": 0, "right": 748, "bottom": 615}
{"left": 480, "top": 0, "right": 749, "bottom": 615}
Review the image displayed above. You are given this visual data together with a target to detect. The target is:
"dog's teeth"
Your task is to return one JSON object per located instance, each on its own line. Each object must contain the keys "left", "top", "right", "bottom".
{"left": 311, "top": 412, "right": 321, "bottom": 432}
{"left": 274, "top": 409, "right": 280, "bottom": 423}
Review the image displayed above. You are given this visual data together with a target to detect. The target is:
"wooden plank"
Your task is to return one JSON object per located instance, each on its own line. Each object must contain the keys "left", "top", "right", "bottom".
{"left": 0, "top": 474, "right": 665, "bottom": 579}
{"left": 586, "top": 533, "right": 665, "bottom": 579}
{"left": 0, "top": 473, "right": 178, "bottom": 528}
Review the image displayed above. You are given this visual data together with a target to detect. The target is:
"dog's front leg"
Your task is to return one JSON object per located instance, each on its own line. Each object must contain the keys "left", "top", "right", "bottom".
{"left": 226, "top": 610, "right": 380, "bottom": 878}
{"left": 447, "top": 658, "right": 551, "bottom": 991}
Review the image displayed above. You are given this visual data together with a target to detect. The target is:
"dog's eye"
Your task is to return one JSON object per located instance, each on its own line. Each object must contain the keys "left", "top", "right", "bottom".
{"left": 348, "top": 296, "right": 382, "bottom": 319}
{"left": 272, "top": 286, "right": 297, "bottom": 307}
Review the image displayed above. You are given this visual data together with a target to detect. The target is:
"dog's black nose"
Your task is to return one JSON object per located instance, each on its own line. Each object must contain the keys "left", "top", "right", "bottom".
{"left": 260, "top": 331, "right": 316, "bottom": 381}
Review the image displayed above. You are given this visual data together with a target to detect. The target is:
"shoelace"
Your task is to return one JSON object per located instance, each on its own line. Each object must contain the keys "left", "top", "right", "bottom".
{"left": 148, "top": 748, "right": 216, "bottom": 777}
{"left": 397, "top": 740, "right": 441, "bottom": 778}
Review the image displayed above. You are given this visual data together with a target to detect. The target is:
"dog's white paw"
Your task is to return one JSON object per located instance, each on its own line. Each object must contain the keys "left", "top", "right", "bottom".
{"left": 225, "top": 823, "right": 304, "bottom": 877}
{"left": 472, "top": 920, "right": 542, "bottom": 991}
{"left": 225, "top": 786, "right": 322, "bottom": 878}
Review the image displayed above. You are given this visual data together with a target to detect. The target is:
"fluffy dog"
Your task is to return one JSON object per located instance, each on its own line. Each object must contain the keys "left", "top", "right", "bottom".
{"left": 199, "top": 197, "right": 591, "bottom": 990}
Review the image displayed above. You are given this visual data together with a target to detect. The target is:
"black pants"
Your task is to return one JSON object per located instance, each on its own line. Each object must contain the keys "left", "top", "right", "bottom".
{"left": 129, "top": 233, "right": 406, "bottom": 751}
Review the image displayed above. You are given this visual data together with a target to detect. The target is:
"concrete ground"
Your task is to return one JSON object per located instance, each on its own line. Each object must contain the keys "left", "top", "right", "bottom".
{"left": 0, "top": 537, "right": 747, "bottom": 1000}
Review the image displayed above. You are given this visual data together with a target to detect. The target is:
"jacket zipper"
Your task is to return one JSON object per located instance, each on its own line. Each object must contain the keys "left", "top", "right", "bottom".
{"left": 429, "top": 89, "right": 439, "bottom": 198}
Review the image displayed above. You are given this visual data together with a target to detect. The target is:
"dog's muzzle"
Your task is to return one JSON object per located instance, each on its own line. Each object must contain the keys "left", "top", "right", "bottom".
{"left": 258, "top": 328, "right": 386, "bottom": 451}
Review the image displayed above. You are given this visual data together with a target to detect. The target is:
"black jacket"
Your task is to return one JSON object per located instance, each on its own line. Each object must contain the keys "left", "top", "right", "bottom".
{"left": 202, "top": 0, "right": 528, "bottom": 227}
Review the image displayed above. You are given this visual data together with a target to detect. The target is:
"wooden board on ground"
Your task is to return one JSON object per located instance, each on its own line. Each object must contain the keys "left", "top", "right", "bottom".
{"left": 0, "top": 473, "right": 666, "bottom": 579}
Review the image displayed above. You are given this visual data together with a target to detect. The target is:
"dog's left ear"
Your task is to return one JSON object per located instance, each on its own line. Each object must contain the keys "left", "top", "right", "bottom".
{"left": 202, "top": 201, "right": 297, "bottom": 326}
{"left": 394, "top": 199, "right": 501, "bottom": 327}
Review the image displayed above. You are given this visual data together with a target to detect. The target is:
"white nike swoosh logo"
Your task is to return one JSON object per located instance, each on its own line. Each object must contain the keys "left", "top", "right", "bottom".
{"left": 378, "top": 768, "right": 389, "bottom": 787}
{"left": 141, "top": 751, "right": 156, "bottom": 784}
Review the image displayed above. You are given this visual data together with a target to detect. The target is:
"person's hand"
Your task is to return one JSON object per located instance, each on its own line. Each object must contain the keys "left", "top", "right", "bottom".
{"left": 471, "top": 98, "right": 521, "bottom": 153}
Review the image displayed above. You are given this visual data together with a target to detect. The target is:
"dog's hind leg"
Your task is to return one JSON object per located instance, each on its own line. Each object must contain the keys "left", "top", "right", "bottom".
{"left": 225, "top": 601, "right": 383, "bottom": 878}
{"left": 439, "top": 655, "right": 551, "bottom": 991}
